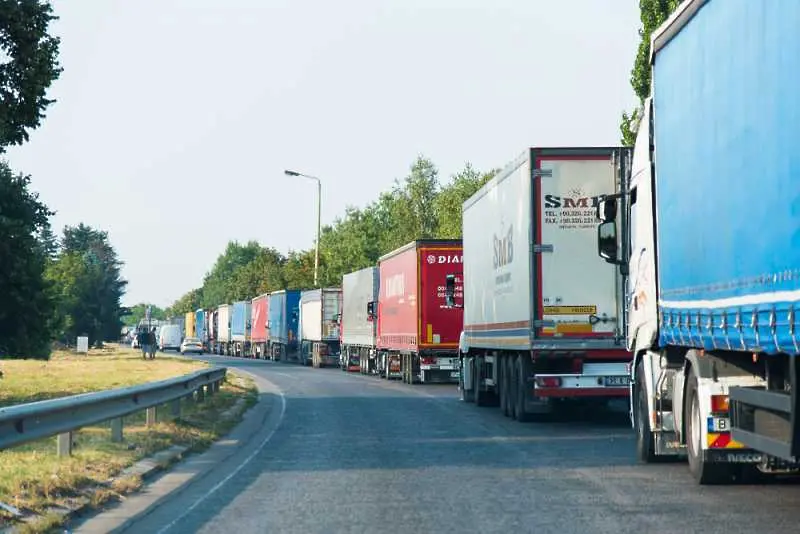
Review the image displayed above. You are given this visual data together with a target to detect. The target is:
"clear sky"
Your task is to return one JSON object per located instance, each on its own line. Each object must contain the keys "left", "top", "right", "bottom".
{"left": 7, "top": 0, "right": 641, "bottom": 308}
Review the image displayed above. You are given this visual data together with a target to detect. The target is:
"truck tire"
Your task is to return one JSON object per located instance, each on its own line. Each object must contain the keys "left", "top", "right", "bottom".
{"left": 459, "top": 357, "right": 474, "bottom": 402}
{"left": 474, "top": 356, "right": 488, "bottom": 407}
{"left": 514, "top": 355, "right": 532, "bottom": 422}
{"left": 501, "top": 356, "right": 511, "bottom": 417}
{"left": 685, "top": 365, "right": 730, "bottom": 484}
{"left": 634, "top": 361, "right": 656, "bottom": 463}
{"left": 504, "top": 357, "right": 515, "bottom": 417}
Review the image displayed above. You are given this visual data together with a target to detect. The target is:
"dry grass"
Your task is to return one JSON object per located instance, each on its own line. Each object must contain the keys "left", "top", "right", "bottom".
{"left": 0, "top": 345, "right": 258, "bottom": 533}
{"left": 0, "top": 344, "right": 207, "bottom": 408}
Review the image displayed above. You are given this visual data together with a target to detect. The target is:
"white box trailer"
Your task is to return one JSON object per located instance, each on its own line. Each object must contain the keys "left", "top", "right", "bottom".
{"left": 299, "top": 288, "right": 342, "bottom": 368}
{"left": 341, "top": 266, "right": 379, "bottom": 373}
{"left": 215, "top": 304, "right": 232, "bottom": 356}
{"left": 454, "top": 147, "right": 632, "bottom": 419}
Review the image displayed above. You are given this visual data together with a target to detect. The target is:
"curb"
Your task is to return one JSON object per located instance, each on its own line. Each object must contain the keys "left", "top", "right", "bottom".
{"left": 1, "top": 377, "right": 253, "bottom": 534}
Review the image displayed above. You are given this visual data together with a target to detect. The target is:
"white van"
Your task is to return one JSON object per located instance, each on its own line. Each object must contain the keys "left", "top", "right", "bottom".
{"left": 159, "top": 324, "right": 182, "bottom": 352}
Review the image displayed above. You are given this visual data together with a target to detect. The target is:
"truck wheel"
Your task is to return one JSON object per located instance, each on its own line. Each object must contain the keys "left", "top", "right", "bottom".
{"left": 685, "top": 366, "right": 730, "bottom": 484}
{"left": 504, "top": 357, "right": 515, "bottom": 417}
{"left": 474, "top": 356, "right": 488, "bottom": 407}
{"left": 459, "top": 357, "right": 474, "bottom": 403}
{"left": 514, "top": 355, "right": 532, "bottom": 422}
{"left": 500, "top": 357, "right": 509, "bottom": 417}
{"left": 634, "top": 361, "right": 656, "bottom": 463}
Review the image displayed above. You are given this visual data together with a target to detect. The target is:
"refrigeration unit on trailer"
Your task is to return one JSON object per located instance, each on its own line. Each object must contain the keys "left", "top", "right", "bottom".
{"left": 215, "top": 304, "right": 232, "bottom": 355}
{"left": 250, "top": 294, "right": 269, "bottom": 359}
{"left": 341, "top": 266, "right": 379, "bottom": 374}
{"left": 377, "top": 239, "right": 464, "bottom": 383}
{"left": 231, "top": 300, "right": 252, "bottom": 357}
{"left": 455, "top": 146, "right": 632, "bottom": 418}
{"left": 268, "top": 290, "right": 300, "bottom": 362}
{"left": 596, "top": 0, "right": 800, "bottom": 484}
{"left": 298, "top": 288, "right": 343, "bottom": 368}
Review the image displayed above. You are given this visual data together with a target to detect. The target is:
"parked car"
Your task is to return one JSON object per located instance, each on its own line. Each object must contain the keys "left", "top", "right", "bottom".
{"left": 180, "top": 337, "right": 203, "bottom": 355}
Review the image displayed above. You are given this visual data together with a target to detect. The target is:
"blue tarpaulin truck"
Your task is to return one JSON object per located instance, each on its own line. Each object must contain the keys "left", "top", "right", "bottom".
{"left": 268, "top": 290, "right": 301, "bottom": 362}
{"left": 597, "top": 0, "right": 800, "bottom": 484}
{"left": 231, "top": 300, "right": 252, "bottom": 357}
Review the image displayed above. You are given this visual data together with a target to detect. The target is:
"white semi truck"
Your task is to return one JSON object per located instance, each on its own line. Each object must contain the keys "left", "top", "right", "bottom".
{"left": 597, "top": 0, "right": 800, "bottom": 484}
{"left": 450, "top": 146, "right": 632, "bottom": 418}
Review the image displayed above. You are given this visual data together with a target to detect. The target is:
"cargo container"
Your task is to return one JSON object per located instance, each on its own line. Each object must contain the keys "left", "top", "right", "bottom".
{"left": 341, "top": 266, "right": 379, "bottom": 373}
{"left": 376, "top": 239, "right": 463, "bottom": 383}
{"left": 455, "top": 146, "right": 631, "bottom": 418}
{"left": 298, "top": 288, "right": 342, "bottom": 367}
{"left": 231, "top": 300, "right": 252, "bottom": 357}
{"left": 250, "top": 294, "right": 269, "bottom": 359}
{"left": 268, "top": 290, "right": 300, "bottom": 362}
{"left": 597, "top": 0, "right": 800, "bottom": 484}
{"left": 214, "top": 304, "right": 232, "bottom": 355}
{"left": 185, "top": 311, "right": 196, "bottom": 339}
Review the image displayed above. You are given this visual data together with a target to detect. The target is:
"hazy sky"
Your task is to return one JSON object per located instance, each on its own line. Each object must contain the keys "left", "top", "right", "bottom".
{"left": 7, "top": 0, "right": 640, "bottom": 308}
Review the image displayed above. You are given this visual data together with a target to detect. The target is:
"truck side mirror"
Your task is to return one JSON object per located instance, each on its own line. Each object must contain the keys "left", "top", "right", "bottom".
{"left": 444, "top": 274, "right": 456, "bottom": 308}
{"left": 366, "top": 302, "right": 376, "bottom": 321}
{"left": 334, "top": 313, "right": 342, "bottom": 325}
{"left": 596, "top": 195, "right": 617, "bottom": 222}
{"left": 597, "top": 221, "right": 619, "bottom": 263}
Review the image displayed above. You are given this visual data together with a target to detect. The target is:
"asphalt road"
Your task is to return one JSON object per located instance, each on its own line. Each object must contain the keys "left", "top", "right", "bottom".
{"left": 92, "top": 355, "right": 800, "bottom": 534}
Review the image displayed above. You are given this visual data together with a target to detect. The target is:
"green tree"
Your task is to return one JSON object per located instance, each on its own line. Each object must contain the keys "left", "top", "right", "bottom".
{"left": 620, "top": 0, "right": 684, "bottom": 145}
{"left": 435, "top": 164, "right": 497, "bottom": 238}
{"left": 166, "top": 289, "right": 203, "bottom": 316}
{"left": 0, "top": 162, "right": 55, "bottom": 358}
{"left": 230, "top": 247, "right": 286, "bottom": 299}
{"left": 0, "top": 0, "right": 63, "bottom": 151}
{"left": 122, "top": 303, "right": 166, "bottom": 326}
{"left": 200, "top": 241, "right": 281, "bottom": 306}
{"left": 49, "top": 224, "right": 128, "bottom": 345}
{"left": 281, "top": 249, "right": 317, "bottom": 290}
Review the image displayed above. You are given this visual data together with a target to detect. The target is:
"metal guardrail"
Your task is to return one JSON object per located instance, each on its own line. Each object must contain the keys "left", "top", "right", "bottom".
{"left": 0, "top": 366, "right": 227, "bottom": 455}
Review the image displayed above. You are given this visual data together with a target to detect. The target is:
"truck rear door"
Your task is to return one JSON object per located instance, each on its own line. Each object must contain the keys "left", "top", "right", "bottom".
{"left": 534, "top": 149, "right": 621, "bottom": 339}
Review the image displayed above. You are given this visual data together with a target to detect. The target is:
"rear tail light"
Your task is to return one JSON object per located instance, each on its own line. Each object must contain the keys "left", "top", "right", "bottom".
{"left": 536, "top": 376, "right": 562, "bottom": 388}
{"left": 421, "top": 357, "right": 436, "bottom": 365}
{"left": 571, "top": 358, "right": 584, "bottom": 374}
{"left": 710, "top": 394, "right": 729, "bottom": 415}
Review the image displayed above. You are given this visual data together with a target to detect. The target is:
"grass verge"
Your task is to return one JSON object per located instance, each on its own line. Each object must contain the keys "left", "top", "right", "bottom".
{"left": 0, "top": 346, "right": 258, "bottom": 533}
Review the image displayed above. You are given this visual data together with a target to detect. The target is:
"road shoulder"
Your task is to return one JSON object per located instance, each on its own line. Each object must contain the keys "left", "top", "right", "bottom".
{"left": 69, "top": 368, "right": 282, "bottom": 533}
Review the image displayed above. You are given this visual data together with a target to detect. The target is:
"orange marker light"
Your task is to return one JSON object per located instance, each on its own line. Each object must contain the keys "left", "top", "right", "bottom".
{"left": 710, "top": 394, "right": 729, "bottom": 414}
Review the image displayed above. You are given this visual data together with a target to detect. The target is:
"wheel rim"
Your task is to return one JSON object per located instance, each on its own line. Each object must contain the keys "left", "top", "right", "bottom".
{"left": 690, "top": 394, "right": 701, "bottom": 458}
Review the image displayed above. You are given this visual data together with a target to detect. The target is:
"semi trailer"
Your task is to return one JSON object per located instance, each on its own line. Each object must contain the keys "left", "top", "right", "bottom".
{"left": 453, "top": 147, "right": 632, "bottom": 417}
{"left": 596, "top": 0, "right": 800, "bottom": 484}
{"left": 341, "top": 266, "right": 379, "bottom": 374}
{"left": 231, "top": 300, "right": 251, "bottom": 357}
{"left": 195, "top": 309, "right": 207, "bottom": 349}
{"left": 377, "top": 239, "right": 463, "bottom": 383}
{"left": 214, "top": 304, "right": 232, "bottom": 355}
{"left": 250, "top": 293, "right": 269, "bottom": 359}
{"left": 298, "top": 288, "right": 343, "bottom": 367}
{"left": 268, "top": 290, "right": 300, "bottom": 362}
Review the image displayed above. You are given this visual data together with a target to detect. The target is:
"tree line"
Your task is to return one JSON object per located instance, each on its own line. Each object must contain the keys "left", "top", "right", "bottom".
{"left": 0, "top": 2, "right": 126, "bottom": 358}
{"left": 164, "top": 160, "right": 497, "bottom": 315}
{"left": 164, "top": 1, "right": 686, "bottom": 316}
{"left": 1, "top": 0, "right": 682, "bottom": 357}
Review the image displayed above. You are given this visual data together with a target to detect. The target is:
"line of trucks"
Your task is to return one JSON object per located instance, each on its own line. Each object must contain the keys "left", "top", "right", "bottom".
{"left": 172, "top": 0, "right": 800, "bottom": 486}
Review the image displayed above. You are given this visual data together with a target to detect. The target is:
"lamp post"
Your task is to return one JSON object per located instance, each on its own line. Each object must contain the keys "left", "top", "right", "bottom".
{"left": 284, "top": 169, "right": 322, "bottom": 287}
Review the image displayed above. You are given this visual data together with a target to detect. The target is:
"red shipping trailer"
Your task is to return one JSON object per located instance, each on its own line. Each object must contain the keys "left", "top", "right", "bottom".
{"left": 250, "top": 293, "right": 269, "bottom": 359}
{"left": 376, "top": 239, "right": 463, "bottom": 383}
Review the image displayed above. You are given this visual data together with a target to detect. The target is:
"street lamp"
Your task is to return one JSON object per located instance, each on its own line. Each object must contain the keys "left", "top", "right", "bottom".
{"left": 284, "top": 169, "right": 322, "bottom": 287}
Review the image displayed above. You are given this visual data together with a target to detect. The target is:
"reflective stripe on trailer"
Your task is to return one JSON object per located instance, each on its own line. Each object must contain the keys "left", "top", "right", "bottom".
{"left": 534, "top": 387, "right": 629, "bottom": 397}
{"left": 706, "top": 432, "right": 745, "bottom": 449}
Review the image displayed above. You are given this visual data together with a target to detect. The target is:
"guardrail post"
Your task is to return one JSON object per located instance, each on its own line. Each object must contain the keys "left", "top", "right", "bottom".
{"left": 57, "top": 432, "right": 72, "bottom": 457}
{"left": 146, "top": 406, "right": 157, "bottom": 427}
{"left": 206, "top": 383, "right": 214, "bottom": 397}
{"left": 111, "top": 418, "right": 123, "bottom": 442}
{"left": 213, "top": 380, "right": 221, "bottom": 393}
{"left": 170, "top": 399, "right": 181, "bottom": 418}
{"left": 196, "top": 386, "right": 205, "bottom": 402}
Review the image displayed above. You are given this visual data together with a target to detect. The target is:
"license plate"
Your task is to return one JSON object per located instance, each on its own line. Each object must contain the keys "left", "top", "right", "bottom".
{"left": 707, "top": 417, "right": 730, "bottom": 432}
{"left": 603, "top": 376, "right": 630, "bottom": 387}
